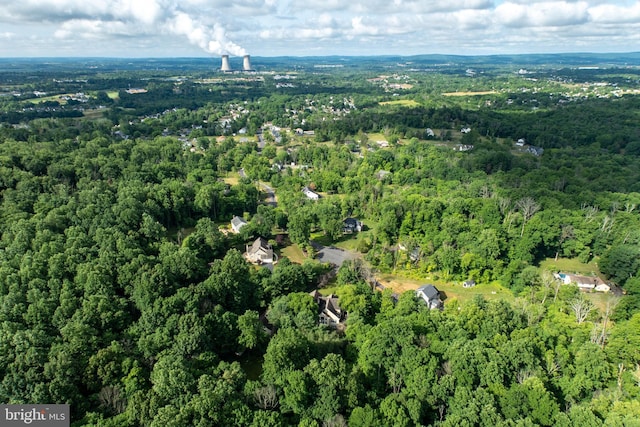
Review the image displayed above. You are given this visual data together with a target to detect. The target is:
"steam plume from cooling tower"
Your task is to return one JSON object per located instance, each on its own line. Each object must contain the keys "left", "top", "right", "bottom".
{"left": 39, "top": 2, "right": 248, "bottom": 58}
{"left": 170, "top": 12, "right": 247, "bottom": 57}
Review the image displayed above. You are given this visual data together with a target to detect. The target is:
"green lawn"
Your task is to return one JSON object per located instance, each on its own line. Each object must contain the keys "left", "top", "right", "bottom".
{"left": 280, "top": 244, "right": 307, "bottom": 264}
{"left": 539, "top": 257, "right": 600, "bottom": 275}
{"left": 379, "top": 99, "right": 420, "bottom": 107}
{"left": 83, "top": 109, "right": 106, "bottom": 120}
{"left": 376, "top": 272, "right": 514, "bottom": 304}
{"left": 28, "top": 94, "right": 67, "bottom": 104}
{"left": 221, "top": 174, "right": 240, "bottom": 186}
{"left": 367, "top": 132, "right": 388, "bottom": 142}
{"left": 585, "top": 292, "right": 620, "bottom": 313}
{"left": 318, "top": 284, "right": 342, "bottom": 296}
{"left": 333, "top": 238, "right": 361, "bottom": 252}
{"left": 310, "top": 232, "right": 362, "bottom": 250}
{"left": 437, "top": 281, "right": 514, "bottom": 304}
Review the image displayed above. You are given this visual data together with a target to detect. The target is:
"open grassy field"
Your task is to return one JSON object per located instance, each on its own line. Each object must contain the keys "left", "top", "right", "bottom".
{"left": 311, "top": 232, "right": 363, "bottom": 252}
{"left": 376, "top": 273, "right": 513, "bottom": 304}
{"left": 221, "top": 175, "right": 240, "bottom": 186}
{"left": 366, "top": 132, "right": 388, "bottom": 142}
{"left": 28, "top": 94, "right": 69, "bottom": 104}
{"left": 332, "top": 237, "right": 361, "bottom": 252}
{"left": 83, "top": 109, "right": 106, "bottom": 120}
{"left": 442, "top": 91, "right": 498, "bottom": 96}
{"left": 379, "top": 99, "right": 420, "bottom": 107}
{"left": 539, "top": 257, "right": 600, "bottom": 275}
{"left": 585, "top": 292, "right": 620, "bottom": 313}
{"left": 280, "top": 244, "right": 307, "bottom": 264}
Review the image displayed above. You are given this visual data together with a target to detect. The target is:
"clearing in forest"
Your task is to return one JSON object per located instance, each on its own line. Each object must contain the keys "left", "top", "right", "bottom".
{"left": 376, "top": 273, "right": 514, "bottom": 303}
{"left": 442, "top": 91, "right": 498, "bottom": 96}
{"left": 379, "top": 99, "right": 420, "bottom": 107}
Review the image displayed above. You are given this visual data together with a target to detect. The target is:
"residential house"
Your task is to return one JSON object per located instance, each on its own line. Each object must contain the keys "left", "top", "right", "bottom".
{"left": 525, "top": 146, "right": 544, "bottom": 156}
{"left": 453, "top": 144, "right": 474, "bottom": 152}
{"left": 416, "top": 284, "right": 443, "bottom": 309}
{"left": 398, "top": 243, "right": 421, "bottom": 262}
{"left": 231, "top": 216, "right": 248, "bottom": 234}
{"left": 245, "top": 237, "right": 276, "bottom": 265}
{"left": 309, "top": 290, "right": 346, "bottom": 328}
{"left": 343, "top": 218, "right": 363, "bottom": 234}
{"left": 302, "top": 187, "right": 320, "bottom": 200}
{"left": 409, "top": 247, "right": 421, "bottom": 262}
{"left": 556, "top": 273, "right": 607, "bottom": 292}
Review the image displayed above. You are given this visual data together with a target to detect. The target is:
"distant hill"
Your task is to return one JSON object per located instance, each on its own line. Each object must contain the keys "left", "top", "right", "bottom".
{"left": 1, "top": 52, "right": 640, "bottom": 73}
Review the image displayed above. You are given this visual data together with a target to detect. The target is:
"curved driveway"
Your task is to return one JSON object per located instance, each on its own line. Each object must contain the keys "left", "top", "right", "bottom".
{"left": 309, "top": 241, "right": 357, "bottom": 267}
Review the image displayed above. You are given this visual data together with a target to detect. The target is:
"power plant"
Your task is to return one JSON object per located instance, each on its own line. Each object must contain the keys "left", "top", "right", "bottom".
{"left": 243, "top": 55, "right": 253, "bottom": 71}
{"left": 220, "top": 55, "right": 231, "bottom": 72}
{"left": 219, "top": 54, "right": 254, "bottom": 72}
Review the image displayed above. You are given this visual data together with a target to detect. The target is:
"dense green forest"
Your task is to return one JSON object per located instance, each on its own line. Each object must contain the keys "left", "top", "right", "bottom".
{"left": 1, "top": 56, "right": 639, "bottom": 426}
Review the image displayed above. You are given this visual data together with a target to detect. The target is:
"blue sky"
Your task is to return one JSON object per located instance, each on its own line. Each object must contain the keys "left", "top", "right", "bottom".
{"left": 0, "top": 0, "right": 639, "bottom": 57}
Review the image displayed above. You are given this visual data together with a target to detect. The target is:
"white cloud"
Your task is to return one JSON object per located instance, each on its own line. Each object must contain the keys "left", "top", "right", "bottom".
{"left": 589, "top": 3, "right": 640, "bottom": 24}
{"left": 289, "top": 0, "right": 349, "bottom": 12}
{"left": 54, "top": 19, "right": 132, "bottom": 39}
{"left": 494, "top": 1, "right": 590, "bottom": 27}
{"left": 0, "top": 0, "right": 639, "bottom": 56}
{"left": 451, "top": 8, "right": 493, "bottom": 29}
{"left": 349, "top": 17, "right": 380, "bottom": 36}
{"left": 0, "top": 0, "right": 251, "bottom": 55}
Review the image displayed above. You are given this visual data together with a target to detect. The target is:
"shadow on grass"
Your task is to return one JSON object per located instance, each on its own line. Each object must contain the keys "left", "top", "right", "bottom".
{"left": 311, "top": 232, "right": 361, "bottom": 247}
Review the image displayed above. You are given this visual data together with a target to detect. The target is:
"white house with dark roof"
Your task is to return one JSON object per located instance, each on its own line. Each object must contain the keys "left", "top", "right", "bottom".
{"left": 231, "top": 216, "right": 248, "bottom": 234}
{"left": 309, "top": 290, "right": 346, "bottom": 328}
{"left": 342, "top": 218, "right": 363, "bottom": 234}
{"left": 245, "top": 237, "right": 276, "bottom": 265}
{"left": 302, "top": 187, "right": 320, "bottom": 200}
{"left": 416, "top": 284, "right": 443, "bottom": 309}
{"left": 556, "top": 273, "right": 609, "bottom": 292}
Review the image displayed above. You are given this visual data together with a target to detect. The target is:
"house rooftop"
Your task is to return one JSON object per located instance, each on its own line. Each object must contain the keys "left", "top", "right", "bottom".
{"left": 248, "top": 237, "right": 271, "bottom": 254}
{"left": 231, "top": 215, "right": 247, "bottom": 226}
{"left": 417, "top": 284, "right": 439, "bottom": 299}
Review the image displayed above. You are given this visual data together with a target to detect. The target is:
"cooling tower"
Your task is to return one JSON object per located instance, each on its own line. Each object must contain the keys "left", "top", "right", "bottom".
{"left": 221, "top": 55, "right": 231, "bottom": 72}
{"left": 243, "top": 55, "right": 253, "bottom": 71}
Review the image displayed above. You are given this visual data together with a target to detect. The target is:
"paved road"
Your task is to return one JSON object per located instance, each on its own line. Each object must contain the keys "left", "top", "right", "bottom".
{"left": 310, "top": 241, "right": 357, "bottom": 267}
{"left": 259, "top": 182, "right": 277, "bottom": 207}
{"left": 257, "top": 132, "right": 266, "bottom": 150}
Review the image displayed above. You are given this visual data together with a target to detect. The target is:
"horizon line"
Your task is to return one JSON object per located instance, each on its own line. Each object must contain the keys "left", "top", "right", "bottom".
{"left": 1, "top": 51, "right": 640, "bottom": 60}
